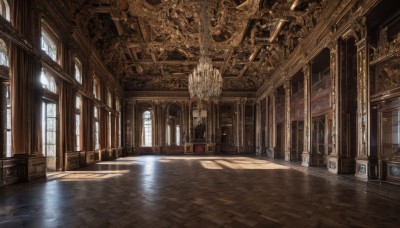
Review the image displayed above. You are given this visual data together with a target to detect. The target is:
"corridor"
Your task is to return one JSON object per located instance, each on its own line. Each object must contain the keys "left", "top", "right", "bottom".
{"left": 1, "top": 156, "right": 400, "bottom": 227}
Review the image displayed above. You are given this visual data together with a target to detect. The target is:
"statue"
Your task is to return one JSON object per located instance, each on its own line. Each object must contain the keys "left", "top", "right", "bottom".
{"left": 194, "top": 121, "right": 205, "bottom": 140}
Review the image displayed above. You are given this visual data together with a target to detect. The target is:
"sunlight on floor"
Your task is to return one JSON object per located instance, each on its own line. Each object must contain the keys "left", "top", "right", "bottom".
{"left": 200, "top": 161, "right": 224, "bottom": 169}
{"left": 122, "top": 156, "right": 292, "bottom": 170}
{"left": 54, "top": 170, "right": 130, "bottom": 181}
{"left": 201, "top": 159, "right": 290, "bottom": 170}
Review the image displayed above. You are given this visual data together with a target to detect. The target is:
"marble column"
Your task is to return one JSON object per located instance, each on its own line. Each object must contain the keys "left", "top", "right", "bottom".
{"left": 255, "top": 100, "right": 261, "bottom": 155}
{"left": 302, "top": 64, "right": 311, "bottom": 167}
{"left": 240, "top": 98, "right": 246, "bottom": 153}
{"left": 328, "top": 41, "right": 340, "bottom": 174}
{"left": 188, "top": 101, "right": 192, "bottom": 141}
{"left": 215, "top": 101, "right": 220, "bottom": 144}
{"left": 284, "top": 79, "right": 291, "bottom": 162}
{"left": 268, "top": 92, "right": 276, "bottom": 158}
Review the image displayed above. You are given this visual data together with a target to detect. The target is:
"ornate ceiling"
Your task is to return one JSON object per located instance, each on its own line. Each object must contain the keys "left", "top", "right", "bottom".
{"left": 71, "top": 0, "right": 325, "bottom": 92}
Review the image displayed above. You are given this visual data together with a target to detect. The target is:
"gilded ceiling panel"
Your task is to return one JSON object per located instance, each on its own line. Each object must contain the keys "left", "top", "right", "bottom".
{"left": 72, "top": 0, "right": 325, "bottom": 92}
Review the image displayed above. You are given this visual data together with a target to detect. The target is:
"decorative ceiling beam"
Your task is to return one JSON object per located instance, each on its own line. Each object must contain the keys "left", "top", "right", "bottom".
{"left": 221, "top": 48, "right": 234, "bottom": 75}
{"left": 239, "top": 47, "right": 260, "bottom": 77}
{"left": 126, "top": 60, "right": 249, "bottom": 65}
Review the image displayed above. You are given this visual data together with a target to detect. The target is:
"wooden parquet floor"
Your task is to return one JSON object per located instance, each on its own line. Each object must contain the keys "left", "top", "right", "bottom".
{"left": 1, "top": 155, "right": 400, "bottom": 227}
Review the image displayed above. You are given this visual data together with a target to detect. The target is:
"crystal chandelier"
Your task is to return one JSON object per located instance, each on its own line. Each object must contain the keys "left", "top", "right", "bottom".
{"left": 188, "top": 1, "right": 223, "bottom": 100}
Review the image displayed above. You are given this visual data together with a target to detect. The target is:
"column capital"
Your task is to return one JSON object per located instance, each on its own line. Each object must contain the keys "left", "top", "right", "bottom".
{"left": 302, "top": 64, "right": 310, "bottom": 75}
{"left": 283, "top": 79, "right": 291, "bottom": 91}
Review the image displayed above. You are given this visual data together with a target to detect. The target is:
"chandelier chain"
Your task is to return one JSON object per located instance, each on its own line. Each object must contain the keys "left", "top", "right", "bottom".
{"left": 188, "top": 1, "right": 223, "bottom": 100}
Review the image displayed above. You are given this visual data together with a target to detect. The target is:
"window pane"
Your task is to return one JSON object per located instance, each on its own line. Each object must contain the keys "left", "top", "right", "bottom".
{"left": 143, "top": 111, "right": 152, "bottom": 146}
{"left": 41, "top": 69, "right": 57, "bottom": 93}
{"left": 6, "top": 108, "right": 11, "bottom": 129}
{"left": 76, "top": 96, "right": 81, "bottom": 109}
{"left": 47, "top": 118, "right": 56, "bottom": 131}
{"left": 75, "top": 113, "right": 80, "bottom": 151}
{"left": 95, "top": 121, "right": 100, "bottom": 149}
{"left": 75, "top": 64, "right": 82, "bottom": 83}
{"left": 47, "top": 145, "right": 55, "bottom": 156}
{"left": 94, "top": 107, "right": 98, "bottom": 118}
{"left": 176, "top": 125, "right": 180, "bottom": 146}
{"left": 47, "top": 103, "right": 56, "bottom": 117}
{"left": 75, "top": 114, "right": 80, "bottom": 134}
{"left": 47, "top": 132, "right": 56, "bottom": 144}
{"left": 0, "top": 38, "right": 8, "bottom": 66}
{"left": 41, "top": 32, "right": 57, "bottom": 61}
{"left": 6, "top": 131, "right": 11, "bottom": 157}
{"left": 42, "top": 102, "right": 46, "bottom": 155}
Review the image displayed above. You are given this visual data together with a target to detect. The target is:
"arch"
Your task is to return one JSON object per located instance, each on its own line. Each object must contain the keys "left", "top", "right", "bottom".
{"left": 0, "top": 0, "right": 10, "bottom": 22}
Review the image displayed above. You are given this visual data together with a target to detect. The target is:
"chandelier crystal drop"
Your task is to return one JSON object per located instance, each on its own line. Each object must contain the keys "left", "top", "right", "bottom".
{"left": 188, "top": 1, "right": 223, "bottom": 100}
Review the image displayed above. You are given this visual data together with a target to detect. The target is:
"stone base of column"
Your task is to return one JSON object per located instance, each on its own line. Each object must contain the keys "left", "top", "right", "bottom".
{"left": 327, "top": 155, "right": 339, "bottom": 174}
{"left": 355, "top": 158, "right": 369, "bottom": 181}
{"left": 302, "top": 152, "right": 310, "bottom": 167}
{"left": 285, "top": 151, "right": 291, "bottom": 161}
{"left": 256, "top": 147, "right": 262, "bottom": 156}
{"left": 206, "top": 143, "right": 215, "bottom": 154}
{"left": 267, "top": 148, "right": 275, "bottom": 159}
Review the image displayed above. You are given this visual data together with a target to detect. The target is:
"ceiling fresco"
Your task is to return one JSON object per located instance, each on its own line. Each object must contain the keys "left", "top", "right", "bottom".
{"left": 71, "top": 0, "right": 325, "bottom": 92}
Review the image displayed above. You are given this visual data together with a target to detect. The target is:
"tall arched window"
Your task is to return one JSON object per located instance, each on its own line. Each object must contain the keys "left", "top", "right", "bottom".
{"left": 0, "top": 38, "right": 8, "bottom": 66}
{"left": 2, "top": 84, "right": 11, "bottom": 157}
{"left": 0, "top": 0, "right": 10, "bottom": 22}
{"left": 93, "top": 77, "right": 100, "bottom": 100}
{"left": 0, "top": 38, "right": 10, "bottom": 157}
{"left": 40, "top": 69, "right": 57, "bottom": 93}
{"left": 74, "top": 58, "right": 82, "bottom": 84}
{"left": 142, "top": 111, "right": 152, "bottom": 146}
{"left": 94, "top": 106, "right": 100, "bottom": 150}
{"left": 41, "top": 27, "right": 58, "bottom": 62}
{"left": 75, "top": 95, "right": 81, "bottom": 151}
{"left": 176, "top": 125, "right": 181, "bottom": 146}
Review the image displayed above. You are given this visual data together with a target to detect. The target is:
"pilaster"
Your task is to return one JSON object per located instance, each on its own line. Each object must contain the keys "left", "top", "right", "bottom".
{"left": 355, "top": 35, "right": 370, "bottom": 180}
{"left": 302, "top": 64, "right": 311, "bottom": 167}
{"left": 268, "top": 92, "right": 277, "bottom": 159}
{"left": 284, "top": 79, "right": 291, "bottom": 161}
{"left": 255, "top": 100, "right": 261, "bottom": 155}
{"left": 328, "top": 41, "right": 340, "bottom": 174}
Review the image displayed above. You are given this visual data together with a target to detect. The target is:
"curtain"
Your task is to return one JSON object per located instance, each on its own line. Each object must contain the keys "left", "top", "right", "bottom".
{"left": 60, "top": 81, "right": 73, "bottom": 169}
{"left": 10, "top": 45, "right": 33, "bottom": 155}
{"left": 10, "top": 0, "right": 41, "bottom": 156}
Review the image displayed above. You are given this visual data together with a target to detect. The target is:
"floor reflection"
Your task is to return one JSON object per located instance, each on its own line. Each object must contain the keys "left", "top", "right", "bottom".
{"left": 50, "top": 170, "right": 130, "bottom": 182}
{"left": 2, "top": 156, "right": 399, "bottom": 227}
